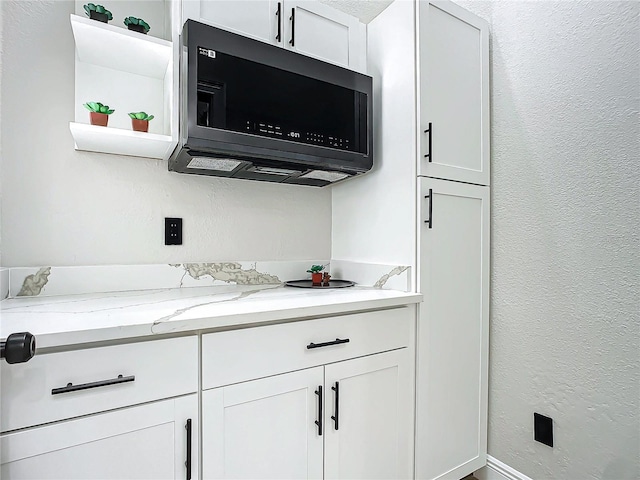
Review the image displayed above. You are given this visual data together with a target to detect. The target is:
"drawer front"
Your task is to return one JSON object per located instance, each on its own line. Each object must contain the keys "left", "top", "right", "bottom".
{"left": 1, "top": 336, "right": 198, "bottom": 432}
{"left": 202, "top": 307, "right": 412, "bottom": 390}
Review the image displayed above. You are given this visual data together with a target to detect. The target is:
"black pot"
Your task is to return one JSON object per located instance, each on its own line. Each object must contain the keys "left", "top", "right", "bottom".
{"left": 89, "top": 10, "right": 108, "bottom": 23}
{"left": 127, "top": 24, "right": 147, "bottom": 34}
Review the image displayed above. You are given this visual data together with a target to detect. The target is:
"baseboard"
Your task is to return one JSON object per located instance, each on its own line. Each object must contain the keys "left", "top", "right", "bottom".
{"left": 475, "top": 455, "right": 533, "bottom": 480}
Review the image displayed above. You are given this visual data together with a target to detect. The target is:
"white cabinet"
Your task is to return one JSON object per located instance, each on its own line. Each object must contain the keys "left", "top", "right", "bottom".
{"left": 283, "top": 1, "right": 365, "bottom": 71}
{"left": 201, "top": 308, "right": 415, "bottom": 479}
{"left": 418, "top": 0, "right": 490, "bottom": 186}
{"left": 416, "top": 177, "right": 489, "bottom": 480}
{"left": 0, "top": 336, "right": 199, "bottom": 480}
{"left": 202, "top": 367, "right": 324, "bottom": 479}
{"left": 203, "top": 351, "right": 411, "bottom": 480}
{"left": 324, "top": 349, "right": 412, "bottom": 480}
{"left": 182, "top": 0, "right": 366, "bottom": 72}
{"left": 1, "top": 395, "right": 197, "bottom": 480}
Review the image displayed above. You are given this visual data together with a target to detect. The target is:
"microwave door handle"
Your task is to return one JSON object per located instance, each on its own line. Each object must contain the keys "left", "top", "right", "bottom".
{"left": 276, "top": 3, "right": 281, "bottom": 42}
{"left": 289, "top": 8, "right": 295, "bottom": 47}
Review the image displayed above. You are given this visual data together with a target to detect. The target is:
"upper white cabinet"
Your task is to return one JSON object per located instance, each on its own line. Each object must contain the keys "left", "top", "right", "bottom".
{"left": 182, "top": 0, "right": 367, "bottom": 72}
{"left": 283, "top": 1, "right": 366, "bottom": 72}
{"left": 418, "top": 0, "right": 490, "bottom": 185}
{"left": 184, "top": 0, "right": 280, "bottom": 45}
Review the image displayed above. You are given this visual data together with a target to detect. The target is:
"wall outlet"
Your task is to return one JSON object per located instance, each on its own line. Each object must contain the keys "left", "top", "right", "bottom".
{"left": 534, "top": 412, "right": 553, "bottom": 447}
{"left": 165, "top": 217, "right": 183, "bottom": 245}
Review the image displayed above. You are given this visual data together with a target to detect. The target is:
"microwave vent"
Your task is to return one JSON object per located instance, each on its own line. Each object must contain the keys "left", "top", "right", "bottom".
{"left": 187, "top": 157, "right": 243, "bottom": 172}
{"left": 300, "top": 170, "right": 351, "bottom": 183}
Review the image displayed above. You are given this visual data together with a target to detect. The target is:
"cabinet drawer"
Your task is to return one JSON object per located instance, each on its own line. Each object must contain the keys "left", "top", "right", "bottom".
{"left": 202, "top": 307, "right": 412, "bottom": 390}
{"left": 1, "top": 336, "right": 198, "bottom": 432}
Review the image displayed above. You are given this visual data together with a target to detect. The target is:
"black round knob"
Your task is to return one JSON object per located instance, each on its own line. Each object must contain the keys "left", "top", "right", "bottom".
{"left": 3, "top": 332, "right": 36, "bottom": 364}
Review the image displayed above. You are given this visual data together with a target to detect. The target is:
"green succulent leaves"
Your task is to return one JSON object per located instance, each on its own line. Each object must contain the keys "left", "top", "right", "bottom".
{"left": 83, "top": 4, "right": 113, "bottom": 21}
{"left": 83, "top": 102, "right": 114, "bottom": 115}
{"left": 124, "top": 16, "right": 151, "bottom": 33}
{"left": 306, "top": 265, "right": 324, "bottom": 274}
{"left": 128, "top": 112, "right": 154, "bottom": 121}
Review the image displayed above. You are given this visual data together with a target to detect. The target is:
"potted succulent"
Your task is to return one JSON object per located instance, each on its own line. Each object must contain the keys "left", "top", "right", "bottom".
{"left": 128, "top": 112, "right": 154, "bottom": 132}
{"left": 84, "top": 3, "right": 113, "bottom": 23}
{"left": 307, "top": 265, "right": 324, "bottom": 286}
{"left": 124, "top": 16, "right": 151, "bottom": 34}
{"left": 84, "top": 102, "right": 115, "bottom": 127}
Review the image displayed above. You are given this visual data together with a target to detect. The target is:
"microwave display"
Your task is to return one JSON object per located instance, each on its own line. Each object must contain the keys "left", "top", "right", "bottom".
{"left": 196, "top": 49, "right": 367, "bottom": 154}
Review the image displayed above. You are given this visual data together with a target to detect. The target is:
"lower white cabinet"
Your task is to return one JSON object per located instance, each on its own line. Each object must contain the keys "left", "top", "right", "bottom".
{"left": 201, "top": 308, "right": 414, "bottom": 479}
{"left": 0, "top": 336, "right": 199, "bottom": 480}
{"left": 203, "top": 367, "right": 324, "bottom": 479}
{"left": 203, "top": 349, "right": 410, "bottom": 480}
{"left": 0, "top": 394, "right": 198, "bottom": 480}
{"left": 324, "top": 349, "right": 412, "bottom": 480}
{"left": 0, "top": 308, "right": 414, "bottom": 480}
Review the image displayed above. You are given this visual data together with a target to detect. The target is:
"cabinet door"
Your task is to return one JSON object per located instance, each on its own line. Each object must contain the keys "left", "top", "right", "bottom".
{"left": 416, "top": 178, "right": 489, "bottom": 480}
{"left": 0, "top": 395, "right": 198, "bottom": 479}
{"left": 283, "top": 0, "right": 366, "bottom": 72}
{"left": 202, "top": 367, "right": 324, "bottom": 479}
{"left": 324, "top": 349, "right": 412, "bottom": 480}
{"left": 184, "top": 0, "right": 281, "bottom": 45}
{"left": 418, "top": 0, "right": 489, "bottom": 185}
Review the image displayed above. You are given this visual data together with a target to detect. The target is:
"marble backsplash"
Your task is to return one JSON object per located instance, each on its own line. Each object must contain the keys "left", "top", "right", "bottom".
{"left": 4, "top": 261, "right": 411, "bottom": 298}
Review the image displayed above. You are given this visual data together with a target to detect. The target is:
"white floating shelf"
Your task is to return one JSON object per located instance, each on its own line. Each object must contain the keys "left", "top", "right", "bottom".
{"left": 70, "top": 14, "right": 172, "bottom": 79}
{"left": 70, "top": 122, "right": 176, "bottom": 160}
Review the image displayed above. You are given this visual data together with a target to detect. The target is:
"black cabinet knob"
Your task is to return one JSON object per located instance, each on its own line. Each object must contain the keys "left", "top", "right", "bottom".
{"left": 1, "top": 332, "right": 36, "bottom": 364}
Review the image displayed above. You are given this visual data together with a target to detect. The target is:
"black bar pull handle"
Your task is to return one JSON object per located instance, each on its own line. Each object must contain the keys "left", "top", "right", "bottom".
{"left": 289, "top": 8, "right": 295, "bottom": 46}
{"left": 424, "top": 188, "right": 433, "bottom": 229}
{"left": 314, "top": 385, "right": 323, "bottom": 436}
{"left": 185, "top": 419, "right": 192, "bottom": 480}
{"left": 51, "top": 374, "right": 135, "bottom": 395}
{"left": 331, "top": 381, "right": 340, "bottom": 430}
{"left": 275, "top": 3, "right": 281, "bottom": 42}
{"left": 424, "top": 122, "right": 432, "bottom": 162}
{"left": 307, "top": 338, "right": 350, "bottom": 349}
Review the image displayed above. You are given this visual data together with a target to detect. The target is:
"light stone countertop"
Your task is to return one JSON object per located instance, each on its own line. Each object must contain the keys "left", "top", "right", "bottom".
{"left": 1, "top": 284, "right": 422, "bottom": 350}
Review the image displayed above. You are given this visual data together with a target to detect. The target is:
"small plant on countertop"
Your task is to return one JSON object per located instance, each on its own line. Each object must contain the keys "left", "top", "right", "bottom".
{"left": 84, "top": 102, "right": 114, "bottom": 127}
{"left": 83, "top": 3, "right": 113, "bottom": 23}
{"left": 128, "top": 112, "right": 154, "bottom": 133}
{"left": 307, "top": 265, "right": 324, "bottom": 286}
{"left": 124, "top": 16, "right": 151, "bottom": 34}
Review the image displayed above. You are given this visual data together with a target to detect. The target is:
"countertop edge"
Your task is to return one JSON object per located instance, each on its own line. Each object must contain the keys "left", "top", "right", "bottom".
{"left": 30, "top": 292, "right": 423, "bottom": 350}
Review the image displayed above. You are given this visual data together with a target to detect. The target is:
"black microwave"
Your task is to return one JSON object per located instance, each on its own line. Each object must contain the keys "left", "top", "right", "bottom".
{"left": 169, "top": 20, "right": 373, "bottom": 187}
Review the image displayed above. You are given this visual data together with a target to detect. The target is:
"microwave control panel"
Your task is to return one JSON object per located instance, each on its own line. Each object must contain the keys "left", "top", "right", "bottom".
{"left": 245, "top": 121, "right": 351, "bottom": 151}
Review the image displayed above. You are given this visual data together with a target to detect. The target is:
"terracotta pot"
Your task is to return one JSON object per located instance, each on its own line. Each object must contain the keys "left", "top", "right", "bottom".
{"left": 132, "top": 119, "right": 149, "bottom": 132}
{"left": 127, "top": 24, "right": 147, "bottom": 34}
{"left": 89, "top": 112, "right": 109, "bottom": 127}
{"left": 311, "top": 272, "right": 323, "bottom": 286}
{"left": 89, "top": 11, "right": 109, "bottom": 23}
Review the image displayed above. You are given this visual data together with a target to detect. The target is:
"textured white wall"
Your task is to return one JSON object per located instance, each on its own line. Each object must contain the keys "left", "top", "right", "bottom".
{"left": 0, "top": 1, "right": 331, "bottom": 267}
{"left": 455, "top": 1, "right": 640, "bottom": 478}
